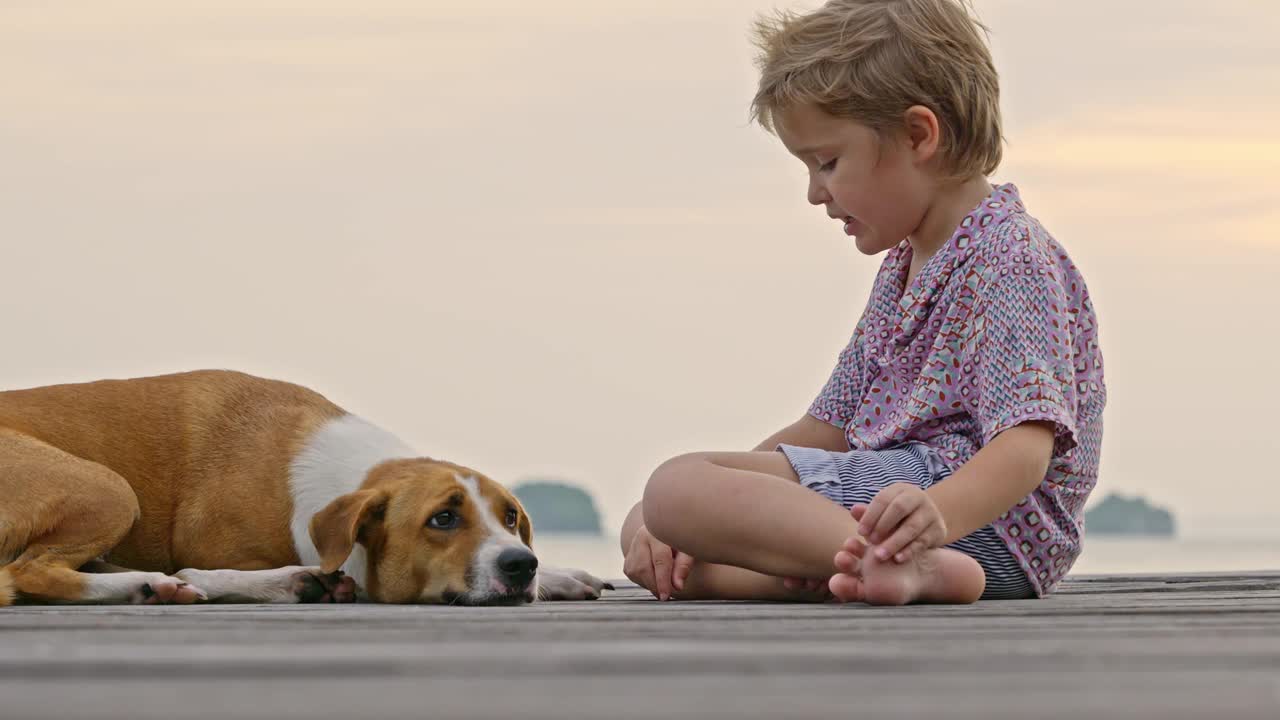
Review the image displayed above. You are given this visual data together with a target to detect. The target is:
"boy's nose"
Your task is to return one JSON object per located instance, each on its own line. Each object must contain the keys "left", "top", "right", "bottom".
{"left": 807, "top": 176, "right": 831, "bottom": 206}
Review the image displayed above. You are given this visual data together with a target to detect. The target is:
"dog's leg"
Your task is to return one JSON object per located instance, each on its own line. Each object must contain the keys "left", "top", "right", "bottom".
{"left": 65, "top": 568, "right": 208, "bottom": 604}
{"left": 0, "top": 428, "right": 206, "bottom": 605}
{"left": 79, "top": 560, "right": 136, "bottom": 573}
{"left": 173, "top": 567, "right": 357, "bottom": 603}
{"left": 536, "top": 565, "right": 614, "bottom": 601}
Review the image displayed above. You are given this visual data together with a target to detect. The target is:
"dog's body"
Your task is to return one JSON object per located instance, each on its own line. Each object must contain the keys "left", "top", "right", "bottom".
{"left": 0, "top": 370, "right": 607, "bottom": 606}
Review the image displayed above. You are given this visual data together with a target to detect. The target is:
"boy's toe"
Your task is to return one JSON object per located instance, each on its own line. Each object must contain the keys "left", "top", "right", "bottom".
{"left": 834, "top": 549, "right": 860, "bottom": 575}
{"left": 829, "top": 573, "right": 865, "bottom": 603}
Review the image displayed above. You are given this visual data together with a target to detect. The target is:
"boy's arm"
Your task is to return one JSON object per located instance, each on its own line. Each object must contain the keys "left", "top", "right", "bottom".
{"left": 753, "top": 414, "right": 850, "bottom": 453}
{"left": 926, "top": 421, "right": 1055, "bottom": 545}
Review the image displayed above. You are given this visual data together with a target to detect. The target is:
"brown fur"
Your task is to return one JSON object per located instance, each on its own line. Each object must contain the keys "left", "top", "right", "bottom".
{"left": 0, "top": 370, "right": 532, "bottom": 605}
{"left": 0, "top": 568, "right": 13, "bottom": 606}
{"left": 308, "top": 458, "right": 533, "bottom": 604}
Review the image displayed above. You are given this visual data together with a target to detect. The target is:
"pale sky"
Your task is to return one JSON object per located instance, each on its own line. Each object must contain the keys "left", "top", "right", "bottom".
{"left": 2, "top": 0, "right": 1277, "bottom": 536}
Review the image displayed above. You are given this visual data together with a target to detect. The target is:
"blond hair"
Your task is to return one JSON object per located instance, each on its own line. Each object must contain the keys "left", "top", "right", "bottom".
{"left": 750, "top": 0, "right": 1003, "bottom": 180}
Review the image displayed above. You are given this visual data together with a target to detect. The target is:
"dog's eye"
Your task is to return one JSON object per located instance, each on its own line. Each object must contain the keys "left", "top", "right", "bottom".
{"left": 427, "top": 510, "right": 460, "bottom": 530}
{"left": 505, "top": 509, "right": 518, "bottom": 529}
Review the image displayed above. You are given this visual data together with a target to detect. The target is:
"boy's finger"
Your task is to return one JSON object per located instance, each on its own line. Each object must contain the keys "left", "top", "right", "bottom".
{"left": 875, "top": 514, "right": 927, "bottom": 560}
{"left": 650, "top": 542, "right": 674, "bottom": 601}
{"left": 622, "top": 537, "right": 648, "bottom": 588}
{"left": 927, "top": 520, "right": 949, "bottom": 547}
{"left": 672, "top": 552, "right": 695, "bottom": 590}
{"left": 628, "top": 547, "right": 657, "bottom": 595}
{"left": 850, "top": 504, "right": 868, "bottom": 522}
{"left": 857, "top": 485, "right": 902, "bottom": 537}
{"left": 637, "top": 567, "right": 658, "bottom": 597}
{"left": 783, "top": 577, "right": 821, "bottom": 593}
{"left": 871, "top": 492, "right": 920, "bottom": 544}
{"left": 896, "top": 539, "right": 928, "bottom": 564}
{"left": 893, "top": 541, "right": 919, "bottom": 564}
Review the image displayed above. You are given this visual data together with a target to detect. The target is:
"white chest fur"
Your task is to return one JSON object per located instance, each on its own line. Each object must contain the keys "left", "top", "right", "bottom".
{"left": 288, "top": 414, "right": 416, "bottom": 591}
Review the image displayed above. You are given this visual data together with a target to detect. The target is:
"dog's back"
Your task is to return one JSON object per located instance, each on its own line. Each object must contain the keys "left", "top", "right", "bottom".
{"left": 0, "top": 370, "right": 345, "bottom": 572}
{"left": 1, "top": 370, "right": 611, "bottom": 606}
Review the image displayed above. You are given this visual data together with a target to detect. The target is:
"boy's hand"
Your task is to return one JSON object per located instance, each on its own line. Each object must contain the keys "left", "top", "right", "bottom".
{"left": 855, "top": 483, "right": 948, "bottom": 563}
{"left": 781, "top": 576, "right": 827, "bottom": 593}
{"left": 623, "top": 524, "right": 694, "bottom": 601}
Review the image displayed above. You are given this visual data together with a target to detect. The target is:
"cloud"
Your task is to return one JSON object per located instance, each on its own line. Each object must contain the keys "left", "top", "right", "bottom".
{"left": 1001, "top": 106, "right": 1280, "bottom": 253}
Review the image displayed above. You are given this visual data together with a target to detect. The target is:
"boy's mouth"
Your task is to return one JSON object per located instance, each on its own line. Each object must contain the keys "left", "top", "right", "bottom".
{"left": 827, "top": 210, "right": 860, "bottom": 237}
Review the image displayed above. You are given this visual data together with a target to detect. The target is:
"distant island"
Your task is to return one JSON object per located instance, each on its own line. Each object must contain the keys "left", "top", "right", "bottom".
{"left": 512, "top": 480, "right": 604, "bottom": 535}
{"left": 1085, "top": 493, "right": 1176, "bottom": 537}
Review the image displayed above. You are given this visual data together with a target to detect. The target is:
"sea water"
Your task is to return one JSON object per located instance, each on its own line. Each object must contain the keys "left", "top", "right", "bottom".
{"left": 538, "top": 524, "right": 1280, "bottom": 581}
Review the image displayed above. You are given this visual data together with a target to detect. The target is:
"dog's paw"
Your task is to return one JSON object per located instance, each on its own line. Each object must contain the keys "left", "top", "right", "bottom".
{"left": 536, "top": 566, "right": 614, "bottom": 601}
{"left": 290, "top": 568, "right": 358, "bottom": 603}
{"left": 134, "top": 574, "right": 208, "bottom": 605}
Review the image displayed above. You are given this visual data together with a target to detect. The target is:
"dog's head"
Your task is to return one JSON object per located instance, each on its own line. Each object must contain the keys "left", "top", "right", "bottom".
{"left": 308, "top": 458, "right": 538, "bottom": 604}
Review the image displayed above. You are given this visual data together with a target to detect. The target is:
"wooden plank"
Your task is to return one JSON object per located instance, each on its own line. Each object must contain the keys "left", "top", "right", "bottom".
{"left": 0, "top": 573, "right": 1277, "bottom": 719}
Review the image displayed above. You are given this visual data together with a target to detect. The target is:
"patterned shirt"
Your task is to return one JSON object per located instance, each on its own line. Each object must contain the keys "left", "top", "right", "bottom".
{"left": 809, "top": 184, "right": 1106, "bottom": 596}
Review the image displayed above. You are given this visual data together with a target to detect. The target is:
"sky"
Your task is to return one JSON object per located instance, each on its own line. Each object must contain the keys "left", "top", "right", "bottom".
{"left": 1, "top": 0, "right": 1277, "bottom": 537}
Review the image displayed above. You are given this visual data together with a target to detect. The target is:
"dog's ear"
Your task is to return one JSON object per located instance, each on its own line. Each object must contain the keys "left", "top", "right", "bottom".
{"left": 309, "top": 489, "right": 388, "bottom": 574}
{"left": 516, "top": 500, "right": 534, "bottom": 548}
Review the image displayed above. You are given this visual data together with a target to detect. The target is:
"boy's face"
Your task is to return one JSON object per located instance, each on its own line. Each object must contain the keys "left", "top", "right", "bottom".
{"left": 775, "top": 103, "right": 933, "bottom": 257}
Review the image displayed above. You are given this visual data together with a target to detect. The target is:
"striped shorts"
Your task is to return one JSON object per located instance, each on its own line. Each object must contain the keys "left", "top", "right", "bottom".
{"left": 778, "top": 442, "right": 1035, "bottom": 600}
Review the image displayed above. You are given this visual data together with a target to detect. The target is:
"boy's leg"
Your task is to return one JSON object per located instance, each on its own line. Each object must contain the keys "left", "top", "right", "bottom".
{"left": 637, "top": 449, "right": 987, "bottom": 605}
{"left": 671, "top": 559, "right": 828, "bottom": 602}
{"left": 830, "top": 536, "right": 987, "bottom": 605}
{"left": 620, "top": 499, "right": 829, "bottom": 602}
{"left": 641, "top": 451, "right": 861, "bottom": 584}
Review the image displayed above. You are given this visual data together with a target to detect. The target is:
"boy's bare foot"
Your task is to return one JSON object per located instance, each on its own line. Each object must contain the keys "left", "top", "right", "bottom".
{"left": 829, "top": 538, "right": 985, "bottom": 605}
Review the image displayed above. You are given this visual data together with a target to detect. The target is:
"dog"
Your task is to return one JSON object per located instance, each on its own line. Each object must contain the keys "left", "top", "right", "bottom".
{"left": 0, "top": 370, "right": 610, "bottom": 606}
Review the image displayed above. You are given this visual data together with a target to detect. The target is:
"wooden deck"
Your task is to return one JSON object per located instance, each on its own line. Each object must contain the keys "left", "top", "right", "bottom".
{"left": 2, "top": 572, "right": 1277, "bottom": 719}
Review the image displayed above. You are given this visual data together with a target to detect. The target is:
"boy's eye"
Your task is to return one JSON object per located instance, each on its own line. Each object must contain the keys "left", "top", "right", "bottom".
{"left": 818, "top": 157, "right": 838, "bottom": 172}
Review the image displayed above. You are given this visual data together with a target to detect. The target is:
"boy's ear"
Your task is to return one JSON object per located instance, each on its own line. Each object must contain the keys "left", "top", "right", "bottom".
{"left": 902, "top": 104, "right": 941, "bottom": 161}
{"left": 309, "top": 489, "right": 388, "bottom": 574}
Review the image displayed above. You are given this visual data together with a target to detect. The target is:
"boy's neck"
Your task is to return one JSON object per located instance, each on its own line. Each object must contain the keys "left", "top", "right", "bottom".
{"left": 907, "top": 174, "right": 995, "bottom": 268}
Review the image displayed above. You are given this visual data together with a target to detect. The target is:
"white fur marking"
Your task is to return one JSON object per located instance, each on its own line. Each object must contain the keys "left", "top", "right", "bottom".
{"left": 288, "top": 414, "right": 416, "bottom": 593}
{"left": 79, "top": 571, "right": 205, "bottom": 604}
{"left": 175, "top": 567, "right": 319, "bottom": 604}
{"left": 446, "top": 474, "right": 532, "bottom": 603}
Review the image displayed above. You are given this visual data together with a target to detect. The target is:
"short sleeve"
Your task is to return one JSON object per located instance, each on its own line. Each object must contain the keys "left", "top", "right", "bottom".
{"left": 965, "top": 250, "right": 1080, "bottom": 454}
{"left": 808, "top": 326, "right": 865, "bottom": 428}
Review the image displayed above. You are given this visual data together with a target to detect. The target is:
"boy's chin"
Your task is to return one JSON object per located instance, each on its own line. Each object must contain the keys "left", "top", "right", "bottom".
{"left": 852, "top": 233, "right": 893, "bottom": 256}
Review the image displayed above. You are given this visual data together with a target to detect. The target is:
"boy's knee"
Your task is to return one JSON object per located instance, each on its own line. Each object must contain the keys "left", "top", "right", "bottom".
{"left": 618, "top": 501, "right": 645, "bottom": 553}
{"left": 641, "top": 453, "right": 710, "bottom": 545}
{"left": 643, "top": 453, "right": 701, "bottom": 506}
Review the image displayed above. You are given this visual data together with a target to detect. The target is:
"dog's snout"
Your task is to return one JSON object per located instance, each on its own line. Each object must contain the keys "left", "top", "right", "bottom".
{"left": 496, "top": 547, "right": 538, "bottom": 586}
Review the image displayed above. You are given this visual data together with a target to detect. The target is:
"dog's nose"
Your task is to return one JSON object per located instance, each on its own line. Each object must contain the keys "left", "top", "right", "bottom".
{"left": 496, "top": 547, "right": 538, "bottom": 586}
